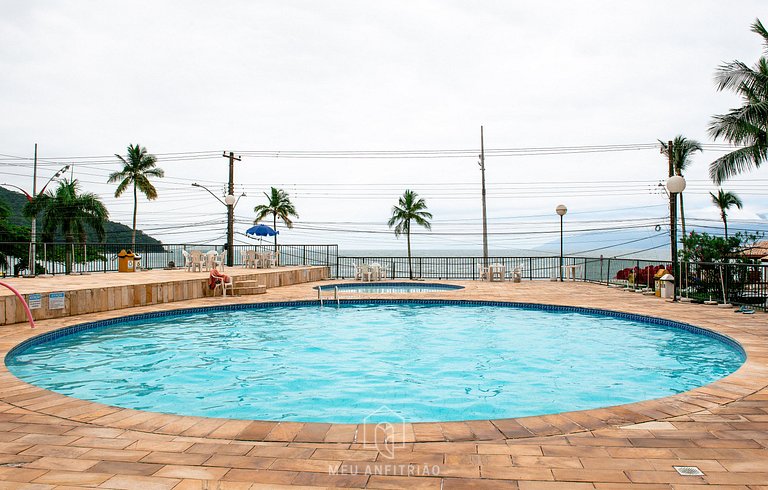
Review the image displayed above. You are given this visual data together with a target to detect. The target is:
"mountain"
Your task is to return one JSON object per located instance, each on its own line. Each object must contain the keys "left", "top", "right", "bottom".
{"left": 0, "top": 187, "right": 164, "bottom": 248}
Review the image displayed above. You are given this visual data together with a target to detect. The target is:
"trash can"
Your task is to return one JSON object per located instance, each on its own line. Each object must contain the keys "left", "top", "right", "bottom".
{"left": 654, "top": 269, "right": 668, "bottom": 297}
{"left": 512, "top": 268, "right": 522, "bottom": 283}
{"left": 117, "top": 249, "right": 136, "bottom": 273}
{"left": 660, "top": 273, "right": 674, "bottom": 299}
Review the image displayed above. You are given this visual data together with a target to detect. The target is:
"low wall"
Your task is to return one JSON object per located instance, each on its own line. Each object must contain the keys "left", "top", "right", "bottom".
{"left": 1, "top": 266, "right": 328, "bottom": 326}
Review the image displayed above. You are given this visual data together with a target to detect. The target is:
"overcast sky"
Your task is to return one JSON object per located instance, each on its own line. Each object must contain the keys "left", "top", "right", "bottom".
{"left": 1, "top": 1, "right": 766, "bottom": 255}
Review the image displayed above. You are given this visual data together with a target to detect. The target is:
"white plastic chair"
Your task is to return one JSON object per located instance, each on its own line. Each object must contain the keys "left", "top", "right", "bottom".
{"left": 189, "top": 250, "right": 204, "bottom": 272}
{"left": 489, "top": 263, "right": 505, "bottom": 282}
{"left": 370, "top": 263, "right": 386, "bottom": 280}
{"left": 478, "top": 264, "right": 489, "bottom": 281}
{"left": 204, "top": 251, "right": 218, "bottom": 271}
{"left": 245, "top": 250, "right": 259, "bottom": 269}
{"left": 213, "top": 250, "right": 226, "bottom": 270}
{"left": 213, "top": 274, "right": 234, "bottom": 296}
{"left": 182, "top": 250, "right": 192, "bottom": 271}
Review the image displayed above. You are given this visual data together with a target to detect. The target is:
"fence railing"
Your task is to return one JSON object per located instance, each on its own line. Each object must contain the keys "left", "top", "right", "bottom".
{"left": 0, "top": 242, "right": 338, "bottom": 276}
{"left": 2, "top": 242, "right": 765, "bottom": 310}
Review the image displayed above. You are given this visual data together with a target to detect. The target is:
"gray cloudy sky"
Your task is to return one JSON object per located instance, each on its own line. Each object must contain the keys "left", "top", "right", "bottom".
{"left": 1, "top": 1, "right": 766, "bottom": 254}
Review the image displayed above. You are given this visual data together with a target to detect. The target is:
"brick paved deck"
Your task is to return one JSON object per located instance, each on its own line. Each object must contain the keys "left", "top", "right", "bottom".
{"left": 0, "top": 279, "right": 767, "bottom": 488}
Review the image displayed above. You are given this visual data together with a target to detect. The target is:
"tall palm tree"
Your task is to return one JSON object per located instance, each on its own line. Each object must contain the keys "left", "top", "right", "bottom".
{"left": 387, "top": 190, "right": 432, "bottom": 280}
{"left": 659, "top": 136, "right": 702, "bottom": 240}
{"left": 108, "top": 144, "right": 164, "bottom": 250}
{"left": 23, "top": 179, "right": 108, "bottom": 274}
{"left": 253, "top": 187, "right": 299, "bottom": 254}
{"left": 708, "top": 18, "right": 768, "bottom": 184}
{"left": 709, "top": 189, "right": 743, "bottom": 239}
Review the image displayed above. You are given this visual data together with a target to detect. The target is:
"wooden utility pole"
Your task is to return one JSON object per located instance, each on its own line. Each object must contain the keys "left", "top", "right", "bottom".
{"left": 223, "top": 151, "right": 241, "bottom": 267}
{"left": 28, "top": 144, "right": 37, "bottom": 277}
{"left": 480, "top": 126, "right": 488, "bottom": 266}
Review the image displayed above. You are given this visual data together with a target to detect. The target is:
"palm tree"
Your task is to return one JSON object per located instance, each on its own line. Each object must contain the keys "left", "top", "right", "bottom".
{"left": 387, "top": 190, "right": 432, "bottom": 280}
{"left": 108, "top": 144, "right": 164, "bottom": 250}
{"left": 659, "top": 136, "right": 702, "bottom": 240}
{"left": 23, "top": 179, "right": 108, "bottom": 274}
{"left": 253, "top": 187, "right": 299, "bottom": 254}
{"left": 710, "top": 189, "right": 743, "bottom": 239}
{"left": 708, "top": 18, "right": 768, "bottom": 184}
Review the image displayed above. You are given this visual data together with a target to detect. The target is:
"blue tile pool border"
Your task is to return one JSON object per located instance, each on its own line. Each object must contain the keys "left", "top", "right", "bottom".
{"left": 6, "top": 299, "right": 746, "bottom": 362}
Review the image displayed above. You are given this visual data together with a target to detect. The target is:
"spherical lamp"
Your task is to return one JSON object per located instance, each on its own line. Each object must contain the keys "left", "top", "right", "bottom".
{"left": 556, "top": 204, "right": 568, "bottom": 216}
{"left": 224, "top": 194, "right": 236, "bottom": 206}
{"left": 665, "top": 175, "right": 686, "bottom": 194}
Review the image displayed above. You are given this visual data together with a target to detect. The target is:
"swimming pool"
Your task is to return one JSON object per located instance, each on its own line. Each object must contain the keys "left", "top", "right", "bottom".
{"left": 316, "top": 282, "right": 464, "bottom": 293}
{"left": 6, "top": 300, "right": 744, "bottom": 423}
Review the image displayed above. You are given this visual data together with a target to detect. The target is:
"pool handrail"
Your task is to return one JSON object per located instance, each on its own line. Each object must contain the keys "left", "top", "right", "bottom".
{"left": 0, "top": 281, "right": 35, "bottom": 328}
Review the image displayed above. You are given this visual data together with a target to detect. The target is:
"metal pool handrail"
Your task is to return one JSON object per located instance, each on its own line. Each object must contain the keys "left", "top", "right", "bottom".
{"left": 0, "top": 281, "right": 35, "bottom": 328}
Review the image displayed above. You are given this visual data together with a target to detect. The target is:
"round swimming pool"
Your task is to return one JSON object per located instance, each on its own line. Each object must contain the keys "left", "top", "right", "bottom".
{"left": 6, "top": 300, "right": 744, "bottom": 423}
{"left": 315, "top": 282, "right": 464, "bottom": 293}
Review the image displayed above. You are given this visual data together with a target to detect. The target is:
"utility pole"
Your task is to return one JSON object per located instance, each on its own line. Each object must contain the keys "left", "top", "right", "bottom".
{"left": 222, "top": 151, "right": 241, "bottom": 267}
{"left": 28, "top": 144, "right": 38, "bottom": 277}
{"left": 479, "top": 126, "right": 488, "bottom": 266}
{"left": 668, "top": 140, "right": 678, "bottom": 302}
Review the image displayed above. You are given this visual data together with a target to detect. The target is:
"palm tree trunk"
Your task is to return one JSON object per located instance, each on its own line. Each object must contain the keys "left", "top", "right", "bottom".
{"left": 273, "top": 213, "right": 278, "bottom": 254}
{"left": 407, "top": 226, "right": 413, "bottom": 280}
{"left": 65, "top": 234, "right": 73, "bottom": 274}
{"left": 723, "top": 214, "right": 728, "bottom": 239}
{"left": 679, "top": 193, "right": 686, "bottom": 242}
{"left": 132, "top": 183, "right": 137, "bottom": 251}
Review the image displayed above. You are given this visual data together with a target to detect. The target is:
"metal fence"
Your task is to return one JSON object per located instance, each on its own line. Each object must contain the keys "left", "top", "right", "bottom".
{"left": 2, "top": 242, "right": 765, "bottom": 310}
{"left": 0, "top": 242, "right": 338, "bottom": 276}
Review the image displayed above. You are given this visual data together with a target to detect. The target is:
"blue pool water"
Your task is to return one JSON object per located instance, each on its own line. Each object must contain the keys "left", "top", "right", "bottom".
{"left": 315, "top": 282, "right": 464, "bottom": 293}
{"left": 7, "top": 301, "right": 744, "bottom": 423}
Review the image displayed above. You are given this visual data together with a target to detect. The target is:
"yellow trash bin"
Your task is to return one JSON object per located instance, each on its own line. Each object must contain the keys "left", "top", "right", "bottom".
{"left": 654, "top": 268, "right": 668, "bottom": 297}
{"left": 117, "top": 249, "right": 136, "bottom": 273}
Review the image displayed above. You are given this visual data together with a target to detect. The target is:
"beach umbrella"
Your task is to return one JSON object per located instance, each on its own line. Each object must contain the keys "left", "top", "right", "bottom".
{"left": 246, "top": 224, "right": 279, "bottom": 237}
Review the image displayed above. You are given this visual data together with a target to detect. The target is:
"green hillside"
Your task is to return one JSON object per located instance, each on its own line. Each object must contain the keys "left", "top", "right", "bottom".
{"left": 0, "top": 186, "right": 164, "bottom": 247}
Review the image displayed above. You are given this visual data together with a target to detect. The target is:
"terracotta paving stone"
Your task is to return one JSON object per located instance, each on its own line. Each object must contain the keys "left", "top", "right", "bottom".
{"left": 269, "top": 457, "right": 342, "bottom": 473}
{"left": 246, "top": 444, "right": 315, "bottom": 459}
{"left": 443, "top": 478, "right": 519, "bottom": 489}
{"left": 366, "top": 475, "right": 441, "bottom": 489}
{"left": 184, "top": 442, "right": 252, "bottom": 456}
{"left": 127, "top": 440, "right": 193, "bottom": 453}
{"left": 222, "top": 468, "right": 298, "bottom": 484}
{"left": 1, "top": 280, "right": 768, "bottom": 487}
{"left": 152, "top": 464, "right": 230, "bottom": 480}
{"left": 99, "top": 474, "right": 182, "bottom": 490}
{"left": 476, "top": 444, "right": 542, "bottom": 456}
{"left": 18, "top": 444, "right": 90, "bottom": 459}
{"left": 202, "top": 454, "right": 274, "bottom": 469}
{"left": 236, "top": 420, "right": 277, "bottom": 441}
{"left": 517, "top": 483, "right": 595, "bottom": 490}
{"left": 0, "top": 467, "right": 48, "bottom": 483}
{"left": 87, "top": 460, "right": 165, "bottom": 476}
{"left": 139, "top": 451, "right": 210, "bottom": 465}
{"left": 23, "top": 456, "right": 100, "bottom": 471}
{"left": 551, "top": 468, "right": 631, "bottom": 483}
{"left": 292, "top": 471, "right": 371, "bottom": 488}
{"left": 294, "top": 423, "right": 333, "bottom": 443}
{"left": 312, "top": 448, "right": 379, "bottom": 462}
{"left": 30, "top": 470, "right": 113, "bottom": 486}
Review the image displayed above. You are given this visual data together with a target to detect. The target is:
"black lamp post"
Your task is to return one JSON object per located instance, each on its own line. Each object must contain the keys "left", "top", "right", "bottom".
{"left": 556, "top": 204, "right": 567, "bottom": 282}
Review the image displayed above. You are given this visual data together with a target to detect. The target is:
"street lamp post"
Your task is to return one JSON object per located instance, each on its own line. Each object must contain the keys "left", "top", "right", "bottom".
{"left": 191, "top": 183, "right": 244, "bottom": 267}
{"left": 2, "top": 161, "right": 69, "bottom": 277}
{"left": 665, "top": 175, "right": 686, "bottom": 302}
{"left": 556, "top": 204, "right": 567, "bottom": 282}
